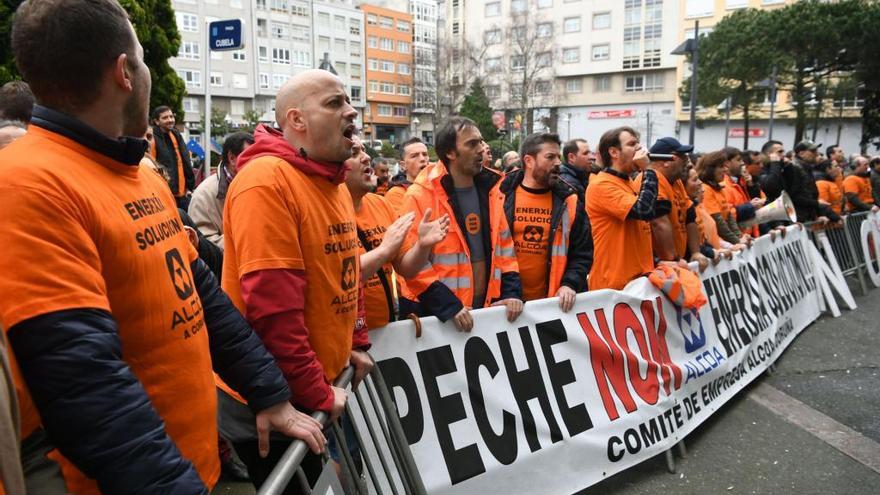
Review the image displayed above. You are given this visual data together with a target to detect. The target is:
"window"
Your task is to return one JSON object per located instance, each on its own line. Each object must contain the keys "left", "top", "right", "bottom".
{"left": 318, "top": 12, "right": 330, "bottom": 26}
{"left": 231, "top": 100, "right": 245, "bottom": 116}
{"left": 368, "top": 36, "right": 378, "bottom": 48}
{"left": 485, "top": 2, "right": 500, "bottom": 17}
{"left": 272, "top": 74, "right": 287, "bottom": 90}
{"left": 367, "top": 14, "right": 377, "bottom": 25}
{"left": 179, "top": 41, "right": 200, "bottom": 60}
{"left": 592, "top": 44, "right": 610, "bottom": 61}
{"left": 270, "top": 0, "right": 288, "bottom": 12}
{"left": 535, "top": 80, "right": 551, "bottom": 95}
{"left": 726, "top": 0, "right": 747, "bottom": 8}
{"left": 536, "top": 52, "right": 551, "bottom": 68}
{"left": 368, "top": 58, "right": 378, "bottom": 71}
{"left": 562, "top": 47, "right": 580, "bottom": 63}
{"left": 177, "top": 13, "right": 198, "bottom": 32}
{"left": 592, "top": 12, "right": 611, "bottom": 30}
{"left": 255, "top": 0, "right": 266, "bottom": 9}
{"left": 259, "top": 73, "right": 270, "bottom": 89}
{"left": 510, "top": 55, "right": 525, "bottom": 70}
{"left": 393, "top": 106, "right": 407, "bottom": 117}
{"left": 336, "top": 62, "right": 347, "bottom": 76}
{"left": 369, "top": 81, "right": 379, "bottom": 93}
{"left": 258, "top": 46, "right": 268, "bottom": 62}
{"left": 210, "top": 72, "right": 223, "bottom": 87}
{"left": 398, "top": 84, "right": 410, "bottom": 96}
{"left": 833, "top": 88, "right": 865, "bottom": 108}
{"left": 334, "top": 15, "right": 346, "bottom": 30}
{"left": 537, "top": 23, "right": 553, "bottom": 38}
{"left": 624, "top": 2, "right": 642, "bottom": 26}
{"left": 377, "top": 104, "right": 392, "bottom": 116}
{"left": 398, "top": 63, "right": 410, "bottom": 75}
{"left": 177, "top": 69, "right": 201, "bottom": 88}
{"left": 485, "top": 85, "right": 501, "bottom": 98}
{"left": 271, "top": 22, "right": 288, "bottom": 39}
{"left": 623, "top": 26, "right": 641, "bottom": 68}
{"left": 257, "top": 19, "right": 267, "bottom": 37}
{"left": 380, "top": 60, "right": 395, "bottom": 72}
{"left": 380, "top": 82, "right": 395, "bottom": 93}
{"left": 686, "top": 0, "right": 714, "bottom": 18}
{"left": 350, "top": 86, "right": 362, "bottom": 102}
{"left": 563, "top": 17, "right": 581, "bottom": 33}
{"left": 318, "top": 36, "right": 330, "bottom": 54}
{"left": 398, "top": 41, "right": 411, "bottom": 54}
{"left": 232, "top": 73, "right": 248, "bottom": 89}
{"left": 291, "top": 26, "right": 309, "bottom": 42}
{"left": 350, "top": 18, "right": 361, "bottom": 35}
{"left": 272, "top": 48, "right": 291, "bottom": 65}
{"left": 510, "top": 84, "right": 523, "bottom": 98}
{"left": 645, "top": 72, "right": 664, "bottom": 90}
{"left": 594, "top": 75, "right": 611, "bottom": 92}
{"left": 511, "top": 0, "right": 527, "bottom": 13}
{"left": 293, "top": 51, "right": 309, "bottom": 67}
{"left": 335, "top": 39, "right": 347, "bottom": 55}
{"left": 292, "top": 3, "right": 309, "bottom": 17}
{"left": 484, "top": 29, "right": 501, "bottom": 45}
{"left": 537, "top": 0, "right": 552, "bottom": 8}
{"left": 232, "top": 50, "right": 245, "bottom": 61}
{"left": 566, "top": 79, "right": 583, "bottom": 93}
{"left": 380, "top": 38, "right": 393, "bottom": 51}
{"left": 511, "top": 26, "right": 526, "bottom": 42}
{"left": 350, "top": 41, "right": 361, "bottom": 57}
{"left": 625, "top": 73, "right": 662, "bottom": 92}
{"left": 485, "top": 57, "right": 501, "bottom": 71}
{"left": 379, "top": 16, "right": 393, "bottom": 29}
{"left": 397, "top": 20, "right": 411, "bottom": 32}
{"left": 351, "top": 63, "right": 362, "bottom": 78}
{"left": 183, "top": 97, "right": 199, "bottom": 113}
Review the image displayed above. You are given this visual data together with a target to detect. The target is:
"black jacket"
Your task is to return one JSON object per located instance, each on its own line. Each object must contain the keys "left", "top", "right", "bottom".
{"left": 500, "top": 169, "right": 592, "bottom": 293}
{"left": 152, "top": 125, "right": 195, "bottom": 197}
{"left": 783, "top": 158, "right": 839, "bottom": 222}
{"left": 559, "top": 161, "right": 589, "bottom": 198}
{"left": 10, "top": 107, "right": 290, "bottom": 494}
{"left": 758, "top": 160, "right": 785, "bottom": 202}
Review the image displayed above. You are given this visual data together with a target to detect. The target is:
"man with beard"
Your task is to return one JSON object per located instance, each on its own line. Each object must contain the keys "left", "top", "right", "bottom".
{"left": 843, "top": 155, "right": 878, "bottom": 212}
{"left": 384, "top": 137, "right": 429, "bottom": 215}
{"left": 0, "top": 0, "right": 325, "bottom": 492}
{"left": 785, "top": 140, "right": 838, "bottom": 222}
{"left": 398, "top": 116, "right": 523, "bottom": 331}
{"left": 586, "top": 126, "right": 660, "bottom": 291}
{"left": 344, "top": 135, "right": 450, "bottom": 330}
{"left": 373, "top": 159, "right": 391, "bottom": 195}
{"left": 500, "top": 133, "right": 592, "bottom": 311}
{"left": 559, "top": 138, "right": 596, "bottom": 197}
{"left": 151, "top": 105, "right": 195, "bottom": 209}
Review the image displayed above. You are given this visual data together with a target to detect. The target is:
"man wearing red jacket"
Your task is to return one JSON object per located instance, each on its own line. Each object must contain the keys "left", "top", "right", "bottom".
{"left": 220, "top": 69, "right": 370, "bottom": 491}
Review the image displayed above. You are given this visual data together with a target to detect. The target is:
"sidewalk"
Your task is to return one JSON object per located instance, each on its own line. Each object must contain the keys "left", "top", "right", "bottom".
{"left": 581, "top": 284, "right": 880, "bottom": 495}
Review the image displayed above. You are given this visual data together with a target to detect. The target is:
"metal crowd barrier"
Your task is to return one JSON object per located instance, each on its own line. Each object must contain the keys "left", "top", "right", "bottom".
{"left": 258, "top": 353, "right": 427, "bottom": 495}
{"left": 801, "top": 211, "right": 873, "bottom": 295}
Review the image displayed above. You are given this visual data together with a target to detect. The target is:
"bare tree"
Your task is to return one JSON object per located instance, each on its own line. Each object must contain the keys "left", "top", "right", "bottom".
{"left": 431, "top": 37, "right": 487, "bottom": 125}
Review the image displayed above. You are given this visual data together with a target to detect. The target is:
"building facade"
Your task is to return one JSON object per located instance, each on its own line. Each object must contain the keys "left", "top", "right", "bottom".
{"left": 361, "top": 4, "right": 415, "bottom": 143}
{"left": 169, "top": 0, "right": 366, "bottom": 139}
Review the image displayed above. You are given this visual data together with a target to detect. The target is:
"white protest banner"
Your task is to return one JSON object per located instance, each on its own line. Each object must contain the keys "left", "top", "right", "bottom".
{"left": 361, "top": 226, "right": 822, "bottom": 495}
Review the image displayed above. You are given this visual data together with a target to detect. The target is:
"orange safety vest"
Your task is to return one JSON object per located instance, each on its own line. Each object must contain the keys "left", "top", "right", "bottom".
{"left": 399, "top": 163, "right": 518, "bottom": 307}
{"left": 545, "top": 193, "right": 579, "bottom": 297}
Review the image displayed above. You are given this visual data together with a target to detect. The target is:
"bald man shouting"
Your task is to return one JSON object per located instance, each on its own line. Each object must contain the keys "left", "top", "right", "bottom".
{"left": 218, "top": 70, "right": 368, "bottom": 490}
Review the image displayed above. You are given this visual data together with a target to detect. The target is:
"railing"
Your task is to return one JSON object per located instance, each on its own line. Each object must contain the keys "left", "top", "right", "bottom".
{"left": 258, "top": 353, "right": 427, "bottom": 495}
{"left": 802, "top": 211, "right": 873, "bottom": 295}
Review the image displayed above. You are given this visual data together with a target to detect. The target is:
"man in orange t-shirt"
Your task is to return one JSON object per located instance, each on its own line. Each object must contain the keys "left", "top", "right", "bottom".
{"left": 585, "top": 126, "right": 659, "bottom": 291}
{"left": 0, "top": 2, "right": 323, "bottom": 493}
{"left": 344, "top": 136, "right": 450, "bottom": 329}
{"left": 500, "top": 133, "right": 592, "bottom": 311}
{"left": 843, "top": 157, "right": 878, "bottom": 212}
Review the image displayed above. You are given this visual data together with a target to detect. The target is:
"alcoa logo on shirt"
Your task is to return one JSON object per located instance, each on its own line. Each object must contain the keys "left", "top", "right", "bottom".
{"left": 166, "top": 248, "right": 194, "bottom": 300}
{"left": 341, "top": 256, "right": 357, "bottom": 291}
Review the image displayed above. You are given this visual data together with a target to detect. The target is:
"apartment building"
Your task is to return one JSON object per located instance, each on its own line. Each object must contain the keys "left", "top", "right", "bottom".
{"left": 361, "top": 4, "right": 415, "bottom": 143}
{"left": 675, "top": 0, "right": 863, "bottom": 152}
{"left": 450, "top": 0, "right": 680, "bottom": 145}
{"left": 169, "top": 0, "right": 366, "bottom": 136}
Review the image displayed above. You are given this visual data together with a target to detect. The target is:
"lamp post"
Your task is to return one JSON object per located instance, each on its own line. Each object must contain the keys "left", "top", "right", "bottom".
{"left": 411, "top": 116, "right": 420, "bottom": 140}
{"left": 561, "top": 112, "right": 571, "bottom": 141}
{"left": 672, "top": 20, "right": 700, "bottom": 146}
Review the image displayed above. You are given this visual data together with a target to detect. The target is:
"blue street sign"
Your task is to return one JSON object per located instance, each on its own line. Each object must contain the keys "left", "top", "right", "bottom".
{"left": 209, "top": 19, "right": 244, "bottom": 51}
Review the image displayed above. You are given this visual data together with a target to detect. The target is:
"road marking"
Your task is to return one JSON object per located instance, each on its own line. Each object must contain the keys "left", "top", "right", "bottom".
{"left": 749, "top": 382, "right": 880, "bottom": 475}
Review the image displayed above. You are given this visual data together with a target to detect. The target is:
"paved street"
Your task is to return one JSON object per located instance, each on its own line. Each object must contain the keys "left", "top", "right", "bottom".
{"left": 215, "top": 283, "right": 880, "bottom": 495}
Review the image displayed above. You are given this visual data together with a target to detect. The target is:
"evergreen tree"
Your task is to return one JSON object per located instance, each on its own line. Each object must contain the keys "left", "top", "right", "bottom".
{"left": 458, "top": 79, "right": 498, "bottom": 142}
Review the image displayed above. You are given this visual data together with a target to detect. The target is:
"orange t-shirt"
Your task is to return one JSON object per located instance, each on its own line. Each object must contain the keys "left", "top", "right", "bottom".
{"left": 356, "top": 193, "right": 399, "bottom": 329}
{"left": 843, "top": 175, "right": 874, "bottom": 211}
{"left": 222, "top": 156, "right": 359, "bottom": 382}
{"left": 383, "top": 185, "right": 407, "bottom": 216}
{"left": 816, "top": 179, "right": 844, "bottom": 215}
{"left": 636, "top": 171, "right": 692, "bottom": 259}
{"left": 585, "top": 171, "right": 654, "bottom": 291}
{"left": 0, "top": 126, "right": 218, "bottom": 491}
{"left": 511, "top": 186, "right": 553, "bottom": 301}
{"left": 702, "top": 183, "right": 733, "bottom": 220}
{"left": 696, "top": 203, "right": 722, "bottom": 249}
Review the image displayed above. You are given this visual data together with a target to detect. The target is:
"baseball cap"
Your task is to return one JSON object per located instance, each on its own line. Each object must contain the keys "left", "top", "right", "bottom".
{"left": 793, "top": 140, "right": 821, "bottom": 153}
{"left": 649, "top": 137, "right": 695, "bottom": 155}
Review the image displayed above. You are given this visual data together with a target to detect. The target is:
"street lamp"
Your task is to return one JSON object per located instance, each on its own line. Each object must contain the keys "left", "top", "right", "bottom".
{"left": 411, "top": 116, "right": 420, "bottom": 140}
{"left": 560, "top": 113, "right": 571, "bottom": 141}
{"left": 672, "top": 20, "right": 700, "bottom": 147}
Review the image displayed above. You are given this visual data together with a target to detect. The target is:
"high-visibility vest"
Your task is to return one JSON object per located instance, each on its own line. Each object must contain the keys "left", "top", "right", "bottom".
{"left": 546, "top": 193, "right": 579, "bottom": 297}
{"left": 399, "top": 163, "right": 518, "bottom": 307}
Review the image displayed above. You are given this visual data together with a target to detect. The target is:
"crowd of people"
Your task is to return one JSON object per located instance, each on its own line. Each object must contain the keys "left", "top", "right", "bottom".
{"left": 1, "top": 0, "right": 879, "bottom": 494}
